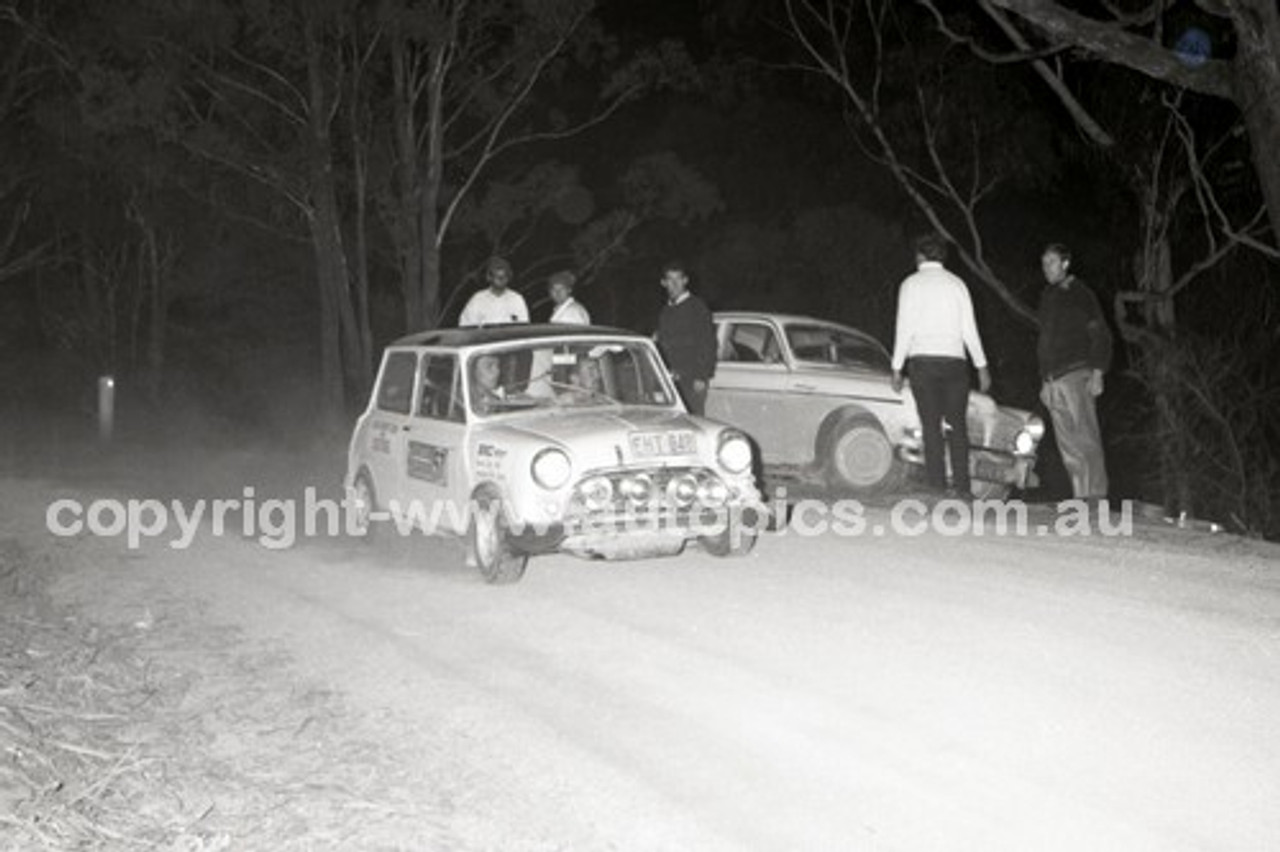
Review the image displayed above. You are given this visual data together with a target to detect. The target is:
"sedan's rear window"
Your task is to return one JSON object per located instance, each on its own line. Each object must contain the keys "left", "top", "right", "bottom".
{"left": 785, "top": 325, "right": 890, "bottom": 372}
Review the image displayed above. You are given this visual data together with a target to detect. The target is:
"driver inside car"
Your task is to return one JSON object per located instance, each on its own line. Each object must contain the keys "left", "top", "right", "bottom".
{"left": 471, "top": 353, "right": 506, "bottom": 413}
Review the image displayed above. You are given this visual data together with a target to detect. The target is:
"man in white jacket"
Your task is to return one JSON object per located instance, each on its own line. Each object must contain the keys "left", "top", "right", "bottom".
{"left": 890, "top": 233, "right": 991, "bottom": 497}
{"left": 459, "top": 257, "right": 529, "bottom": 327}
{"left": 547, "top": 270, "right": 591, "bottom": 325}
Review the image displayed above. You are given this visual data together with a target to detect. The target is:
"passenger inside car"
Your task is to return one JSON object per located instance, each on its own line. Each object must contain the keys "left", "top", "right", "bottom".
{"left": 559, "top": 358, "right": 604, "bottom": 403}
{"left": 471, "top": 353, "right": 505, "bottom": 413}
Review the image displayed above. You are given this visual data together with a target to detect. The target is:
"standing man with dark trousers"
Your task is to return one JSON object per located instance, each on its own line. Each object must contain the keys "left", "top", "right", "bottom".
{"left": 891, "top": 233, "right": 991, "bottom": 497}
{"left": 1037, "top": 242, "right": 1112, "bottom": 501}
{"left": 655, "top": 260, "right": 717, "bottom": 416}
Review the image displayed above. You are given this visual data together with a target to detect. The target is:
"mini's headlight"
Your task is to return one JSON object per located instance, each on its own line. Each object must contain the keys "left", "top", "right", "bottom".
{"left": 1025, "top": 416, "right": 1045, "bottom": 439}
{"left": 579, "top": 476, "right": 614, "bottom": 510}
{"left": 717, "top": 431, "right": 753, "bottom": 474}
{"left": 532, "top": 448, "right": 572, "bottom": 489}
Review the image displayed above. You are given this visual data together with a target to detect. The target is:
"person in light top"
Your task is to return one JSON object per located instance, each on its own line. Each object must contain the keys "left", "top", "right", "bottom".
{"left": 547, "top": 270, "right": 591, "bottom": 325}
{"left": 890, "top": 233, "right": 991, "bottom": 497}
{"left": 459, "top": 257, "right": 529, "bottom": 327}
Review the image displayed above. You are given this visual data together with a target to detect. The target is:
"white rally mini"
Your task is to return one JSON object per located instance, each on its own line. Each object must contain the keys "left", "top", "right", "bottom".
{"left": 346, "top": 324, "right": 766, "bottom": 583}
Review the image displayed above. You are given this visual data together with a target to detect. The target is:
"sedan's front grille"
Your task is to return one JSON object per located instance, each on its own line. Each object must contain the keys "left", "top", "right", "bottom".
{"left": 967, "top": 414, "right": 1022, "bottom": 453}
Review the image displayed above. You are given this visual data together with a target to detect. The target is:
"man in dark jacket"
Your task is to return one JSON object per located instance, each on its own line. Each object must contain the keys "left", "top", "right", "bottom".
{"left": 1037, "top": 243, "right": 1113, "bottom": 500}
{"left": 655, "top": 260, "right": 716, "bottom": 415}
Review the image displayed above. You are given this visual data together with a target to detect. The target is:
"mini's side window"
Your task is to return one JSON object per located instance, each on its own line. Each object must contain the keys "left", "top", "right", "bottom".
{"left": 418, "top": 353, "right": 463, "bottom": 422}
{"left": 376, "top": 351, "right": 417, "bottom": 414}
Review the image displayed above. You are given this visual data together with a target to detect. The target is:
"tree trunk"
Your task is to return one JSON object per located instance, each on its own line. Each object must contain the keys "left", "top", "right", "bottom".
{"left": 348, "top": 83, "right": 373, "bottom": 394}
{"left": 1231, "top": 2, "right": 1280, "bottom": 246}
{"left": 307, "top": 213, "right": 345, "bottom": 420}
{"left": 1129, "top": 226, "right": 1193, "bottom": 517}
{"left": 390, "top": 34, "right": 428, "bottom": 332}
{"left": 140, "top": 218, "right": 166, "bottom": 404}
{"left": 420, "top": 66, "right": 444, "bottom": 328}
{"left": 303, "top": 13, "right": 364, "bottom": 422}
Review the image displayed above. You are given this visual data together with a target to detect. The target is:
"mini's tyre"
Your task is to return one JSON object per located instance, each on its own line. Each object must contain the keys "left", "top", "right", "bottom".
{"left": 824, "top": 415, "right": 906, "bottom": 495}
{"left": 349, "top": 472, "right": 381, "bottom": 543}
{"left": 699, "top": 524, "right": 759, "bottom": 557}
{"left": 469, "top": 488, "right": 529, "bottom": 584}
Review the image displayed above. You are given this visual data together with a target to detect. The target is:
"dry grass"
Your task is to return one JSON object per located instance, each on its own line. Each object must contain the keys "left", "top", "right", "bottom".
{"left": 0, "top": 538, "right": 456, "bottom": 852}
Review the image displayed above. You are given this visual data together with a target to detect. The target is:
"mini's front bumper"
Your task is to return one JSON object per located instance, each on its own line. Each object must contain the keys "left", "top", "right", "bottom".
{"left": 507, "top": 502, "right": 770, "bottom": 558}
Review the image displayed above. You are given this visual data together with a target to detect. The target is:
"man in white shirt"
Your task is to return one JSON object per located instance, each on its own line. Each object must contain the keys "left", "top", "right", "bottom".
{"left": 459, "top": 257, "right": 529, "bottom": 327}
{"left": 547, "top": 270, "right": 591, "bottom": 325}
{"left": 890, "top": 233, "right": 991, "bottom": 497}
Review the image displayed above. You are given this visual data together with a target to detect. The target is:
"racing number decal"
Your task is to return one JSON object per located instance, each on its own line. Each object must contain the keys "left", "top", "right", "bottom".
{"left": 407, "top": 441, "right": 449, "bottom": 485}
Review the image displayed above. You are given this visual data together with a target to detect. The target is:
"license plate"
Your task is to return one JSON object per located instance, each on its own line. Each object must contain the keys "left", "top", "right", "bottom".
{"left": 629, "top": 430, "right": 697, "bottom": 458}
{"left": 973, "top": 456, "right": 1011, "bottom": 483}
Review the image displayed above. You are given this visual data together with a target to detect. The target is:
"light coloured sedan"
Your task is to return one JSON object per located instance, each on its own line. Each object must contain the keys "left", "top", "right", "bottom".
{"left": 707, "top": 311, "right": 1043, "bottom": 498}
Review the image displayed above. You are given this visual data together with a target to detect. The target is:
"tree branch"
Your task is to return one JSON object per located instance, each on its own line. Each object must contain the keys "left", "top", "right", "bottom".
{"left": 974, "top": 0, "right": 1115, "bottom": 146}
{"left": 785, "top": 0, "right": 1038, "bottom": 324}
{"left": 982, "top": 0, "right": 1234, "bottom": 99}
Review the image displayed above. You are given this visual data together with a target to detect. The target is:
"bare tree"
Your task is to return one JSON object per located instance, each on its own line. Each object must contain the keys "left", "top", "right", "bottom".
{"left": 1110, "top": 93, "right": 1280, "bottom": 528}
{"left": 784, "top": 0, "right": 1038, "bottom": 323}
{"left": 379, "top": 0, "right": 690, "bottom": 330}
{"left": 980, "top": 0, "right": 1280, "bottom": 249}
{"left": 163, "top": 2, "right": 372, "bottom": 420}
{"left": 0, "top": 1, "right": 59, "bottom": 284}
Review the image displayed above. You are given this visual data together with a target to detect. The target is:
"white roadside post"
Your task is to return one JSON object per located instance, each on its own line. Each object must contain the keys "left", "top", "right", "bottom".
{"left": 98, "top": 375, "right": 115, "bottom": 443}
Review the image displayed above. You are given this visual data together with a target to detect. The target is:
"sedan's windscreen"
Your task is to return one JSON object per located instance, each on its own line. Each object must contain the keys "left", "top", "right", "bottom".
{"left": 785, "top": 325, "right": 890, "bottom": 372}
{"left": 467, "top": 341, "right": 676, "bottom": 414}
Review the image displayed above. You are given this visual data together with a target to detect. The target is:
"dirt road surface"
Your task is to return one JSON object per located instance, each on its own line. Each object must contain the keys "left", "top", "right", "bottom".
{"left": 3, "top": 447, "right": 1279, "bottom": 850}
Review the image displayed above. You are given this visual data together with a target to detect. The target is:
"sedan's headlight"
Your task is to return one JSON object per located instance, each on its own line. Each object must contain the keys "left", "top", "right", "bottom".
{"left": 717, "top": 431, "right": 753, "bottom": 474}
{"left": 1014, "top": 430, "right": 1037, "bottom": 455}
{"left": 1013, "top": 416, "right": 1045, "bottom": 455}
{"left": 531, "top": 447, "right": 572, "bottom": 489}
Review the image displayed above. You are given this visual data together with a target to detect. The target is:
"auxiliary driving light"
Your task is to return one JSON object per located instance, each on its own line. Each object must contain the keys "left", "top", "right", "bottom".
{"left": 696, "top": 477, "right": 730, "bottom": 507}
{"left": 667, "top": 474, "right": 699, "bottom": 507}
{"left": 618, "top": 473, "right": 656, "bottom": 504}
{"left": 579, "top": 476, "right": 614, "bottom": 511}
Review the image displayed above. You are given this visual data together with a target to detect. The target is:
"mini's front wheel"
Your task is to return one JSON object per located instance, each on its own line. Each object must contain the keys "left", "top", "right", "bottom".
{"left": 699, "top": 522, "right": 759, "bottom": 557}
{"left": 469, "top": 489, "right": 529, "bottom": 584}
{"left": 349, "top": 473, "right": 381, "bottom": 543}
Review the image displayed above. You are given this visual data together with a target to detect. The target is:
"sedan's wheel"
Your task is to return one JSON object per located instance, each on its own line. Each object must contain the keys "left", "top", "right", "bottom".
{"left": 469, "top": 489, "right": 528, "bottom": 584}
{"left": 824, "top": 415, "right": 906, "bottom": 495}
{"left": 349, "top": 473, "right": 380, "bottom": 542}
